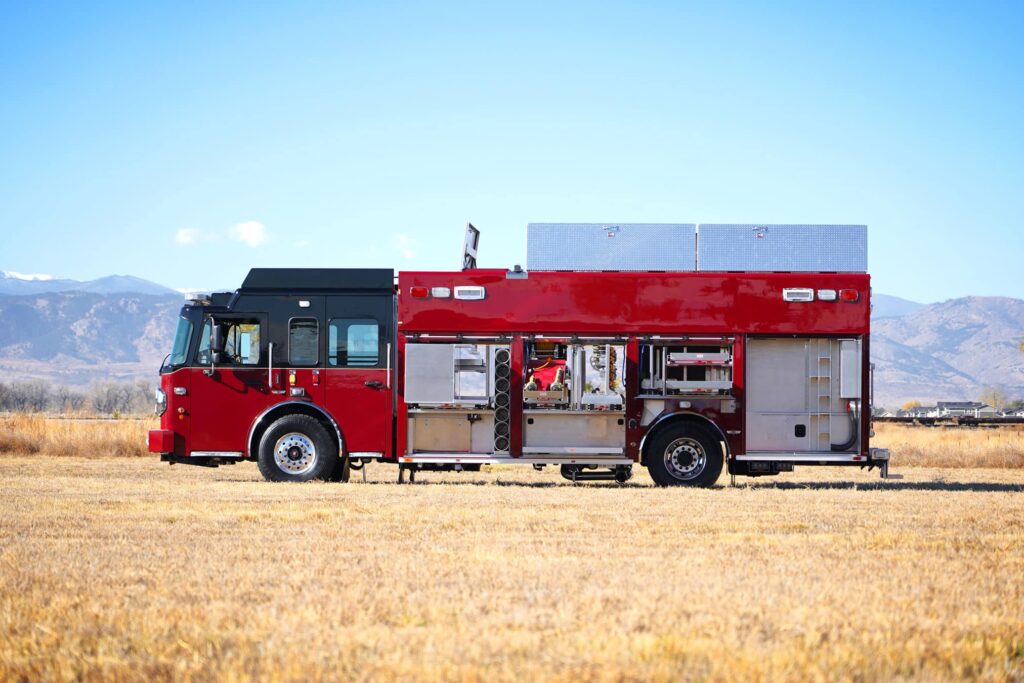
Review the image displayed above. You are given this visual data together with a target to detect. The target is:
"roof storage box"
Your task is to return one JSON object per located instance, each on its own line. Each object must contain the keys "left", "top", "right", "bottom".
{"left": 526, "top": 223, "right": 867, "bottom": 273}
{"left": 697, "top": 224, "right": 867, "bottom": 272}
{"left": 527, "top": 223, "right": 697, "bottom": 271}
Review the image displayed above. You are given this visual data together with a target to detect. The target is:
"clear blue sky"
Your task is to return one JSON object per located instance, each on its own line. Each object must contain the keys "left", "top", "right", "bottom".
{"left": 2, "top": 1, "right": 1022, "bottom": 302}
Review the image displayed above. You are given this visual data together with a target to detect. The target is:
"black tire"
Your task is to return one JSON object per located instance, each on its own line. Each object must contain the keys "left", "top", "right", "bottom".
{"left": 646, "top": 422, "right": 723, "bottom": 487}
{"left": 257, "top": 414, "right": 338, "bottom": 482}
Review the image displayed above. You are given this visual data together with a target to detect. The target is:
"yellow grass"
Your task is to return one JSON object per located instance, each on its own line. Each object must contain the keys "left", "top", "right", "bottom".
{"left": 873, "top": 422, "right": 1024, "bottom": 468}
{"left": 0, "top": 414, "right": 154, "bottom": 458}
{"left": 3, "top": 415, "right": 1024, "bottom": 471}
{"left": 1, "top": 457, "right": 1023, "bottom": 681}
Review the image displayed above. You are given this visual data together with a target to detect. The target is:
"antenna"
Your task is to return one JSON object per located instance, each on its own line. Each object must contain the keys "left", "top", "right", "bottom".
{"left": 462, "top": 223, "right": 480, "bottom": 270}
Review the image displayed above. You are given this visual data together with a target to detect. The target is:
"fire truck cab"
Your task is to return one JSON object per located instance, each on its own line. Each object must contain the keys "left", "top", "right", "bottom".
{"left": 150, "top": 223, "right": 889, "bottom": 485}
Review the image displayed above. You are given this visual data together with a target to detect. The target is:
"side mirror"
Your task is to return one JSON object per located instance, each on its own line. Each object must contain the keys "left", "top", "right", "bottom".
{"left": 211, "top": 325, "right": 226, "bottom": 354}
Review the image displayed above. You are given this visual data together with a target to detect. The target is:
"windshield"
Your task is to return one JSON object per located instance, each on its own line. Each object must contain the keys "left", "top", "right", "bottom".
{"left": 166, "top": 317, "right": 193, "bottom": 369}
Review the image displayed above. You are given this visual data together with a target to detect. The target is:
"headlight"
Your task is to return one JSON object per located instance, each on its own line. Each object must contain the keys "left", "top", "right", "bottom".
{"left": 155, "top": 387, "right": 167, "bottom": 416}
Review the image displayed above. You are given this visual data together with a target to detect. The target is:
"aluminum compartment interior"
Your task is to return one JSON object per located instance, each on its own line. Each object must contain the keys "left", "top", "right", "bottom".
{"left": 523, "top": 411, "right": 625, "bottom": 449}
{"left": 527, "top": 223, "right": 696, "bottom": 271}
{"left": 408, "top": 410, "right": 496, "bottom": 453}
{"left": 404, "top": 343, "right": 456, "bottom": 404}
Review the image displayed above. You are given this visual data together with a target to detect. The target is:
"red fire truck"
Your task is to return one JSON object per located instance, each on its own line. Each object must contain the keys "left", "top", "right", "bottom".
{"left": 149, "top": 224, "right": 889, "bottom": 485}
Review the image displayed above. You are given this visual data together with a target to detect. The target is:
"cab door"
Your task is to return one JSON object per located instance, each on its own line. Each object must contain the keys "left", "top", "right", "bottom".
{"left": 189, "top": 313, "right": 274, "bottom": 454}
{"left": 323, "top": 295, "right": 393, "bottom": 457}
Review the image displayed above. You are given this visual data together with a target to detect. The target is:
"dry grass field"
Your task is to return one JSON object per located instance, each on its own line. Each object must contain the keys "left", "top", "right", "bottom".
{"left": 2, "top": 417, "right": 1024, "bottom": 681}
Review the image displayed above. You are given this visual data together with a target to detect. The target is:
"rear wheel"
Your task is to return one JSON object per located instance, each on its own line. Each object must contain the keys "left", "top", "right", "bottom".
{"left": 646, "top": 422, "right": 723, "bottom": 487}
{"left": 325, "top": 455, "right": 351, "bottom": 483}
{"left": 257, "top": 414, "right": 338, "bottom": 482}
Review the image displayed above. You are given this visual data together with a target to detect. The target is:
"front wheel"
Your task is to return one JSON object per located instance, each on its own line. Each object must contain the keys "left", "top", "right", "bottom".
{"left": 257, "top": 414, "right": 338, "bottom": 482}
{"left": 646, "top": 422, "right": 723, "bottom": 487}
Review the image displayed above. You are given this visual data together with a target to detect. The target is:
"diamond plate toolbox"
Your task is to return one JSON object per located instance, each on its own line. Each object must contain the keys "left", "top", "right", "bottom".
{"left": 697, "top": 224, "right": 867, "bottom": 272}
{"left": 527, "top": 223, "right": 697, "bottom": 271}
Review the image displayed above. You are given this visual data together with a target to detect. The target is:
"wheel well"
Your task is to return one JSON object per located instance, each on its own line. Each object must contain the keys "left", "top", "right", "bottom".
{"left": 640, "top": 412, "right": 730, "bottom": 466}
{"left": 248, "top": 403, "right": 342, "bottom": 459}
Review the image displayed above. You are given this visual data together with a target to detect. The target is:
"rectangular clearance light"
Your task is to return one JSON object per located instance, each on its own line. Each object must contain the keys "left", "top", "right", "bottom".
{"left": 817, "top": 289, "right": 838, "bottom": 301}
{"left": 839, "top": 288, "right": 860, "bottom": 302}
{"left": 454, "top": 286, "right": 486, "bottom": 300}
{"left": 782, "top": 288, "right": 815, "bottom": 302}
{"left": 409, "top": 287, "right": 429, "bottom": 299}
{"left": 430, "top": 287, "right": 451, "bottom": 298}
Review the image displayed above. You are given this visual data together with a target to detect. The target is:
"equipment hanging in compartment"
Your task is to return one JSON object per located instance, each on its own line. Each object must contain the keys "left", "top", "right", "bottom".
{"left": 524, "top": 345, "right": 570, "bottom": 404}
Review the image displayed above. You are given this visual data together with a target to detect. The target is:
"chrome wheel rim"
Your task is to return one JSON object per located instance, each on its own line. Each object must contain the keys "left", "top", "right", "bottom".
{"left": 664, "top": 437, "right": 707, "bottom": 480}
{"left": 274, "top": 432, "right": 317, "bottom": 475}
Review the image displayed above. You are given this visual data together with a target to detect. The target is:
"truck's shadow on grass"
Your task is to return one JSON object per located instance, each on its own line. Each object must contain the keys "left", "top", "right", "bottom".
{"left": 338, "top": 479, "right": 1024, "bottom": 492}
{"left": 740, "top": 481, "right": 1024, "bottom": 493}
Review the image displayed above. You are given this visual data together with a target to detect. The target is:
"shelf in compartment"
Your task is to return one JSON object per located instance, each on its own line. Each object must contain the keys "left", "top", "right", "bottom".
{"left": 666, "top": 351, "right": 732, "bottom": 366}
{"left": 634, "top": 395, "right": 733, "bottom": 401}
{"left": 407, "top": 407, "right": 494, "bottom": 414}
{"left": 523, "top": 408, "right": 625, "bottom": 415}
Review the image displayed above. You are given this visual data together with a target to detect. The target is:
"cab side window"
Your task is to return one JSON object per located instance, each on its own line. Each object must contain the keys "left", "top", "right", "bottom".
{"left": 328, "top": 318, "right": 380, "bottom": 367}
{"left": 195, "top": 318, "right": 262, "bottom": 366}
{"left": 195, "top": 319, "right": 212, "bottom": 365}
{"left": 289, "top": 318, "right": 319, "bottom": 366}
{"left": 223, "top": 321, "right": 261, "bottom": 365}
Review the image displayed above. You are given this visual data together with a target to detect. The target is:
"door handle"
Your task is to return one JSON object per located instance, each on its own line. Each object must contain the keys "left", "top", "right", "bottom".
{"left": 364, "top": 380, "right": 384, "bottom": 389}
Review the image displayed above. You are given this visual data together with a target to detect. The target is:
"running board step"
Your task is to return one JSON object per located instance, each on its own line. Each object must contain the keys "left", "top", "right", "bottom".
{"left": 402, "top": 454, "right": 632, "bottom": 466}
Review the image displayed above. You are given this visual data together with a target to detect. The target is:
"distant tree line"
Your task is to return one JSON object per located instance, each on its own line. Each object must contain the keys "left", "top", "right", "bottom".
{"left": 0, "top": 379, "right": 156, "bottom": 416}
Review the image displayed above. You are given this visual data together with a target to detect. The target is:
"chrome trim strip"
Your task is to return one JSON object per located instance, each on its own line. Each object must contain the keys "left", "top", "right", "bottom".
{"left": 190, "top": 451, "right": 244, "bottom": 458}
{"left": 401, "top": 454, "right": 632, "bottom": 466}
{"left": 737, "top": 452, "right": 864, "bottom": 462}
{"left": 245, "top": 401, "right": 344, "bottom": 458}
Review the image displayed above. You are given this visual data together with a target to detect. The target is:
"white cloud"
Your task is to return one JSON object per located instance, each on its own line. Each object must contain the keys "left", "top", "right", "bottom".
{"left": 229, "top": 221, "right": 269, "bottom": 247}
{"left": 175, "top": 228, "right": 202, "bottom": 246}
{"left": 392, "top": 234, "right": 417, "bottom": 261}
{"left": 3, "top": 270, "right": 55, "bottom": 281}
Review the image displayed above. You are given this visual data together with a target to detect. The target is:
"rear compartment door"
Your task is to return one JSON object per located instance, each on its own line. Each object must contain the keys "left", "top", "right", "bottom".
{"left": 745, "top": 337, "right": 859, "bottom": 453}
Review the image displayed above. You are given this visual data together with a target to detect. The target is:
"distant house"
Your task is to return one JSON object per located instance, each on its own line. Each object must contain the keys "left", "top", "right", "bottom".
{"left": 895, "top": 406, "right": 937, "bottom": 418}
{"left": 936, "top": 401, "right": 997, "bottom": 418}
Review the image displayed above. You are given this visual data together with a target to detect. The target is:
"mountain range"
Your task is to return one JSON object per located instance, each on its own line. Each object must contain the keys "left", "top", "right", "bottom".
{"left": 0, "top": 271, "right": 1021, "bottom": 407}
{"left": 1, "top": 271, "right": 178, "bottom": 297}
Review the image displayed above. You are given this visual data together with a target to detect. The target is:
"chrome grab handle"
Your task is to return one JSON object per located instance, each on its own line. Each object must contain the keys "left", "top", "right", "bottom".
{"left": 268, "top": 343, "right": 284, "bottom": 393}
{"left": 386, "top": 342, "right": 392, "bottom": 388}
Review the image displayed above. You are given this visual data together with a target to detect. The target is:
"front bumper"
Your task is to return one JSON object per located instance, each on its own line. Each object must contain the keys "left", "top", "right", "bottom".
{"left": 148, "top": 429, "right": 175, "bottom": 453}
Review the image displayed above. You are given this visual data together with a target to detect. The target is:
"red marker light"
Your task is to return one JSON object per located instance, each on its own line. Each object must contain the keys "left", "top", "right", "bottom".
{"left": 839, "top": 289, "right": 859, "bottom": 302}
{"left": 409, "top": 287, "right": 429, "bottom": 299}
